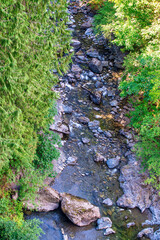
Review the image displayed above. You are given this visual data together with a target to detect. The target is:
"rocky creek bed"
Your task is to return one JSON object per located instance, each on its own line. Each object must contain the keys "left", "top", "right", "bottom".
{"left": 26, "top": 1, "right": 160, "bottom": 239}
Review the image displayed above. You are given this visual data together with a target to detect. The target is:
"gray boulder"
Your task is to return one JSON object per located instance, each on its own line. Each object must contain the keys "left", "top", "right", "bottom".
{"left": 117, "top": 155, "right": 153, "bottom": 212}
{"left": 24, "top": 187, "right": 60, "bottom": 212}
{"left": 89, "top": 58, "right": 103, "bottom": 74}
{"left": 61, "top": 193, "right": 100, "bottom": 226}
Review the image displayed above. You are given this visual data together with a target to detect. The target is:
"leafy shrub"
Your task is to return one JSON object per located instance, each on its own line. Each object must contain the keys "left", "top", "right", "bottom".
{"left": 0, "top": 218, "right": 43, "bottom": 240}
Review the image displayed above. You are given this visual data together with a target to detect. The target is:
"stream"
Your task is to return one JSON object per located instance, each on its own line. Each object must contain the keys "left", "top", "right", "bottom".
{"left": 26, "top": 1, "right": 159, "bottom": 240}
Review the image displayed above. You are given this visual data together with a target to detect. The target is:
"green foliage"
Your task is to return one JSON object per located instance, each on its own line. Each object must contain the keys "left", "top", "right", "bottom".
{"left": 93, "top": 0, "right": 160, "bottom": 190}
{"left": 33, "top": 132, "right": 60, "bottom": 176}
{"left": 0, "top": 218, "right": 43, "bottom": 240}
{"left": 0, "top": 0, "right": 71, "bottom": 238}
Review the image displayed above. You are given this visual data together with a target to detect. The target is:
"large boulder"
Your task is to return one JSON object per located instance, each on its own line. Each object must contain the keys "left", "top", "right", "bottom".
{"left": 60, "top": 193, "right": 101, "bottom": 226}
{"left": 24, "top": 187, "right": 60, "bottom": 212}
{"left": 117, "top": 154, "right": 153, "bottom": 212}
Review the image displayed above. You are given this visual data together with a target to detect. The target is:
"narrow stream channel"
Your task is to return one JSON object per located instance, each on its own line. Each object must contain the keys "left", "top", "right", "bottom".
{"left": 26, "top": 2, "right": 152, "bottom": 239}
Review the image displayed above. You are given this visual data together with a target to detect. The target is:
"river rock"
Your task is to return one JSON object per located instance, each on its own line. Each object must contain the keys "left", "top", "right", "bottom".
{"left": 71, "top": 39, "right": 81, "bottom": 50}
{"left": 104, "top": 228, "right": 116, "bottom": 236}
{"left": 88, "top": 120, "right": 100, "bottom": 130}
{"left": 89, "top": 90, "right": 102, "bottom": 105}
{"left": 60, "top": 193, "right": 100, "bottom": 226}
{"left": 81, "top": 137, "right": 90, "bottom": 144}
{"left": 71, "top": 64, "right": 82, "bottom": 73}
{"left": 127, "top": 222, "right": 136, "bottom": 228}
{"left": 97, "top": 217, "right": 112, "bottom": 230}
{"left": 110, "top": 100, "right": 118, "bottom": 107}
{"left": 78, "top": 116, "right": 90, "bottom": 124}
{"left": 62, "top": 105, "right": 73, "bottom": 114}
{"left": 95, "top": 81, "right": 103, "bottom": 88}
{"left": 119, "top": 129, "right": 132, "bottom": 139}
{"left": 81, "top": 18, "right": 93, "bottom": 29}
{"left": 103, "top": 198, "right": 113, "bottom": 206}
{"left": 89, "top": 58, "right": 103, "bottom": 74}
{"left": 106, "top": 156, "right": 120, "bottom": 169}
{"left": 86, "top": 48, "right": 99, "bottom": 58}
{"left": 137, "top": 228, "right": 154, "bottom": 239}
{"left": 153, "top": 228, "right": 160, "bottom": 240}
{"left": 24, "top": 187, "right": 60, "bottom": 212}
{"left": 117, "top": 155, "right": 153, "bottom": 212}
{"left": 50, "top": 122, "right": 70, "bottom": 135}
{"left": 67, "top": 156, "right": 77, "bottom": 165}
{"left": 94, "top": 152, "right": 106, "bottom": 162}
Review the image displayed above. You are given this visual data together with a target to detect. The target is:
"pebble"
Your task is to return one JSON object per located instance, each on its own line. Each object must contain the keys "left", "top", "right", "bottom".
{"left": 110, "top": 100, "right": 118, "bottom": 107}
{"left": 81, "top": 137, "right": 90, "bottom": 144}
{"left": 97, "top": 217, "right": 112, "bottom": 230}
{"left": 127, "top": 222, "right": 136, "bottom": 228}
{"left": 103, "top": 198, "right": 113, "bottom": 206}
{"left": 67, "top": 156, "right": 77, "bottom": 165}
{"left": 104, "top": 228, "right": 116, "bottom": 236}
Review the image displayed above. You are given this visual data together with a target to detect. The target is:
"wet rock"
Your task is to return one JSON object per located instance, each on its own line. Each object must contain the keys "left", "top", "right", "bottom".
{"left": 103, "top": 198, "right": 113, "bottom": 206}
{"left": 148, "top": 194, "right": 160, "bottom": 225}
{"left": 88, "top": 71, "right": 94, "bottom": 77}
{"left": 89, "top": 90, "right": 102, "bottom": 105}
{"left": 62, "top": 105, "right": 73, "bottom": 114}
{"left": 94, "top": 152, "right": 106, "bottom": 162}
{"left": 71, "top": 64, "right": 82, "bottom": 73}
{"left": 137, "top": 228, "right": 153, "bottom": 239}
{"left": 50, "top": 123, "right": 70, "bottom": 135}
{"left": 85, "top": 28, "right": 93, "bottom": 36}
{"left": 81, "top": 137, "right": 90, "bottom": 144}
{"left": 92, "top": 76, "right": 98, "bottom": 81}
{"left": 86, "top": 48, "right": 99, "bottom": 58}
{"left": 114, "top": 61, "right": 124, "bottom": 70}
{"left": 110, "top": 100, "right": 118, "bottom": 107}
{"left": 24, "top": 187, "right": 60, "bottom": 212}
{"left": 104, "top": 228, "right": 116, "bottom": 236}
{"left": 127, "top": 222, "right": 136, "bottom": 228}
{"left": 88, "top": 120, "right": 100, "bottom": 130}
{"left": 117, "top": 155, "right": 153, "bottom": 212}
{"left": 102, "top": 61, "right": 109, "bottom": 67}
{"left": 97, "top": 217, "right": 112, "bottom": 230}
{"left": 108, "top": 90, "right": 115, "bottom": 97}
{"left": 81, "top": 18, "right": 93, "bottom": 29}
{"left": 78, "top": 116, "right": 90, "bottom": 124}
{"left": 71, "top": 39, "right": 81, "bottom": 50}
{"left": 67, "top": 156, "right": 77, "bottom": 165}
{"left": 95, "top": 81, "right": 103, "bottom": 88}
{"left": 60, "top": 193, "right": 100, "bottom": 226}
{"left": 120, "top": 129, "right": 132, "bottom": 139}
{"left": 153, "top": 228, "right": 160, "bottom": 240}
{"left": 104, "top": 131, "right": 112, "bottom": 138}
{"left": 89, "top": 58, "right": 103, "bottom": 74}
{"left": 106, "top": 156, "right": 120, "bottom": 169}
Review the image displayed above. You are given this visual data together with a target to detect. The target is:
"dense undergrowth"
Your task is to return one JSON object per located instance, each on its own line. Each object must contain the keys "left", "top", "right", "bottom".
{"left": 0, "top": 0, "right": 71, "bottom": 238}
{"left": 92, "top": 0, "right": 160, "bottom": 190}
